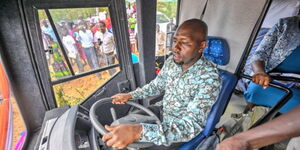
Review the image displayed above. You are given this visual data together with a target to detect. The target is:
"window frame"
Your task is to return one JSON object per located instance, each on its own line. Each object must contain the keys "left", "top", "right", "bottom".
{"left": 30, "top": 0, "right": 134, "bottom": 107}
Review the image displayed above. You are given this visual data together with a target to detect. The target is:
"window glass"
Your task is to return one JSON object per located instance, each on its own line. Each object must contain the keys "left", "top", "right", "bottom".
{"left": 156, "top": 0, "right": 178, "bottom": 57}
{"left": 37, "top": 7, "right": 120, "bottom": 106}
{"left": 124, "top": 0, "right": 178, "bottom": 63}
{"left": 236, "top": 0, "right": 300, "bottom": 93}
{"left": 156, "top": 13, "right": 169, "bottom": 23}
{"left": 125, "top": 0, "right": 139, "bottom": 64}
{"left": 53, "top": 70, "right": 119, "bottom": 106}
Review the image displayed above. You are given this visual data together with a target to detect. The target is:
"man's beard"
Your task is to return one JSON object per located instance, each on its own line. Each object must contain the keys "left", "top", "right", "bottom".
{"left": 173, "top": 59, "right": 184, "bottom": 65}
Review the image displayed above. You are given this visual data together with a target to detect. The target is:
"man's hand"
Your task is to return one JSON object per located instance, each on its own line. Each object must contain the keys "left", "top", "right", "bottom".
{"left": 215, "top": 136, "right": 251, "bottom": 150}
{"left": 252, "top": 72, "right": 270, "bottom": 89}
{"left": 111, "top": 93, "right": 132, "bottom": 104}
{"left": 102, "top": 124, "right": 142, "bottom": 149}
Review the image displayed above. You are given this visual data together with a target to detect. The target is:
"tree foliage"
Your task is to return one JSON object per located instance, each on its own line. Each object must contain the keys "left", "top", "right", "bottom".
{"left": 38, "top": 7, "right": 108, "bottom": 23}
{"left": 157, "top": 1, "right": 178, "bottom": 19}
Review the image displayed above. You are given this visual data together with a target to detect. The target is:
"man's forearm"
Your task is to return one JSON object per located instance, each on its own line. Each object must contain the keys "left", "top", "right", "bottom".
{"left": 235, "top": 105, "right": 300, "bottom": 149}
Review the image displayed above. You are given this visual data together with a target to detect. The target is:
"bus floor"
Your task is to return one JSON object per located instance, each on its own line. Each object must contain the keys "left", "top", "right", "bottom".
{"left": 217, "top": 93, "right": 290, "bottom": 150}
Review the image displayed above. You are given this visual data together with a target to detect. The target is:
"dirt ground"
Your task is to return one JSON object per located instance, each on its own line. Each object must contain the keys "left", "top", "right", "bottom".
{"left": 11, "top": 97, "right": 26, "bottom": 150}
{"left": 11, "top": 67, "right": 119, "bottom": 149}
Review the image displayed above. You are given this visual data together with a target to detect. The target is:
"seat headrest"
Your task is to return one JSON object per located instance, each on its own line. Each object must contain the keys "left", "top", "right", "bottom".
{"left": 203, "top": 36, "right": 230, "bottom": 66}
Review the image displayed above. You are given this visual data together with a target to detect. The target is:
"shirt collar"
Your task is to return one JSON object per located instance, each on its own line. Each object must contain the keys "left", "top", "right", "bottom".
{"left": 172, "top": 55, "right": 206, "bottom": 73}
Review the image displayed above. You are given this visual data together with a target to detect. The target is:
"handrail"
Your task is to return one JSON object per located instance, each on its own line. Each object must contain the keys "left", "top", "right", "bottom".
{"left": 240, "top": 74, "right": 293, "bottom": 128}
{"left": 270, "top": 75, "right": 300, "bottom": 83}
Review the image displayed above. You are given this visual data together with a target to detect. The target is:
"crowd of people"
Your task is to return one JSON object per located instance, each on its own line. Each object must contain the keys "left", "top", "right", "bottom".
{"left": 40, "top": 2, "right": 179, "bottom": 80}
{"left": 40, "top": 11, "right": 116, "bottom": 79}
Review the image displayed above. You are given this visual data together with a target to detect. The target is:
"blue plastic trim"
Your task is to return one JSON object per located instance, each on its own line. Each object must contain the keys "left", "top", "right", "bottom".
{"left": 178, "top": 70, "right": 237, "bottom": 150}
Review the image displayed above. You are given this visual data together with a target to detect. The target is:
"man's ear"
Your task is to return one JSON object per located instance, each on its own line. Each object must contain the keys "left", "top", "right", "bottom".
{"left": 198, "top": 40, "right": 207, "bottom": 53}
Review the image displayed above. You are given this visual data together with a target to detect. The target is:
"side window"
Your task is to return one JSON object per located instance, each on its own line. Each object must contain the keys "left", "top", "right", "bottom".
{"left": 125, "top": 0, "right": 139, "bottom": 64}
{"left": 124, "top": 0, "right": 178, "bottom": 69}
{"left": 155, "top": 0, "right": 178, "bottom": 69}
{"left": 37, "top": 7, "right": 120, "bottom": 107}
{"left": 236, "top": 0, "right": 300, "bottom": 93}
{"left": 156, "top": 13, "right": 169, "bottom": 23}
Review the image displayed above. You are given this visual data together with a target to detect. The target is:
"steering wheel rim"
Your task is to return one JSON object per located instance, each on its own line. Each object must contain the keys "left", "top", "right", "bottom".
{"left": 89, "top": 97, "right": 161, "bottom": 148}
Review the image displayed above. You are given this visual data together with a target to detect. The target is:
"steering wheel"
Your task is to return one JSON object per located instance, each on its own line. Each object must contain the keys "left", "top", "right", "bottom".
{"left": 89, "top": 97, "right": 162, "bottom": 149}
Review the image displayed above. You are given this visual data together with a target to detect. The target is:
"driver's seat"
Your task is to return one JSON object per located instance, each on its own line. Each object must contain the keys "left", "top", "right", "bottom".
{"left": 178, "top": 37, "right": 237, "bottom": 150}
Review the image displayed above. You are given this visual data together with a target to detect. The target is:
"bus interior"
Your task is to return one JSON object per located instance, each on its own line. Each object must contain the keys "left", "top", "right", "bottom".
{"left": 0, "top": 0, "right": 300, "bottom": 150}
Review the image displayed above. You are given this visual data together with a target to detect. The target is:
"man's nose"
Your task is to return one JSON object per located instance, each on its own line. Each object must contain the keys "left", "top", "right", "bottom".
{"left": 172, "top": 42, "right": 181, "bottom": 52}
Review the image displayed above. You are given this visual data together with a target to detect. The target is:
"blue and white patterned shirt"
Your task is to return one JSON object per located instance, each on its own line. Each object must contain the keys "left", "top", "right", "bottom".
{"left": 250, "top": 15, "right": 300, "bottom": 72}
{"left": 130, "top": 56, "right": 221, "bottom": 146}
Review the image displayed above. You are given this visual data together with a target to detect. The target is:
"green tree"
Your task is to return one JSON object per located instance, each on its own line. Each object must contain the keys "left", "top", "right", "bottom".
{"left": 38, "top": 7, "right": 109, "bottom": 23}
{"left": 157, "top": 1, "right": 178, "bottom": 19}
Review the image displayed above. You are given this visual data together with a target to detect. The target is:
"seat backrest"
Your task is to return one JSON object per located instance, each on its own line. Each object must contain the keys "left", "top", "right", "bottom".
{"left": 203, "top": 36, "right": 230, "bottom": 66}
{"left": 202, "top": 70, "right": 237, "bottom": 136}
{"left": 201, "top": 37, "right": 234, "bottom": 135}
{"left": 178, "top": 37, "right": 237, "bottom": 150}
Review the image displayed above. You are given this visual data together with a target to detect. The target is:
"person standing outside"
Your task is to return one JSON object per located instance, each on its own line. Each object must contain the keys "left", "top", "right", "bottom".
{"left": 94, "top": 22, "right": 116, "bottom": 76}
{"left": 156, "top": 24, "right": 166, "bottom": 56}
{"left": 41, "top": 19, "right": 57, "bottom": 42}
{"left": 78, "top": 25, "right": 101, "bottom": 78}
{"left": 62, "top": 30, "right": 84, "bottom": 73}
{"left": 166, "top": 18, "right": 176, "bottom": 53}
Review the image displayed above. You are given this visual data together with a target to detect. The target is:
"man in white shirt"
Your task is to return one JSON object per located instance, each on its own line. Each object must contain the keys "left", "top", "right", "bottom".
{"left": 62, "top": 30, "right": 83, "bottom": 73}
{"left": 78, "top": 25, "right": 101, "bottom": 78}
{"left": 94, "top": 22, "right": 116, "bottom": 75}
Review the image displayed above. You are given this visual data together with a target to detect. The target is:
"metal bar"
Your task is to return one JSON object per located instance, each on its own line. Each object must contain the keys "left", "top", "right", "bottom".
{"left": 270, "top": 75, "right": 300, "bottom": 83}
{"left": 45, "top": 9, "right": 75, "bottom": 75}
{"left": 241, "top": 74, "right": 293, "bottom": 128}
{"left": 136, "top": 0, "right": 157, "bottom": 107}
{"left": 32, "top": 1, "right": 110, "bottom": 9}
{"left": 136, "top": 0, "right": 157, "bottom": 86}
{"left": 51, "top": 64, "right": 120, "bottom": 85}
{"left": 176, "top": 0, "right": 181, "bottom": 26}
{"left": 111, "top": 0, "right": 137, "bottom": 91}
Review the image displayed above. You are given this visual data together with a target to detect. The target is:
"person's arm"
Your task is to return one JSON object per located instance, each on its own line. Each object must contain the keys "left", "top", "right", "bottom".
{"left": 250, "top": 23, "right": 279, "bottom": 65}
{"left": 112, "top": 58, "right": 170, "bottom": 104}
{"left": 250, "top": 23, "right": 279, "bottom": 88}
{"left": 216, "top": 105, "right": 300, "bottom": 150}
{"left": 109, "top": 33, "right": 116, "bottom": 54}
{"left": 139, "top": 75, "right": 221, "bottom": 146}
{"left": 251, "top": 60, "right": 270, "bottom": 89}
{"left": 129, "top": 58, "right": 170, "bottom": 99}
{"left": 93, "top": 32, "right": 99, "bottom": 43}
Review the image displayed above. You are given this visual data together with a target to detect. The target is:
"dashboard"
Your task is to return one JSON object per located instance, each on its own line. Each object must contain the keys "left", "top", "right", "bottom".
{"left": 36, "top": 105, "right": 103, "bottom": 150}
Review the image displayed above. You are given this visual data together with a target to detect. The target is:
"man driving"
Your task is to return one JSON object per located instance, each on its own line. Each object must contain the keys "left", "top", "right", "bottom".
{"left": 102, "top": 19, "right": 221, "bottom": 149}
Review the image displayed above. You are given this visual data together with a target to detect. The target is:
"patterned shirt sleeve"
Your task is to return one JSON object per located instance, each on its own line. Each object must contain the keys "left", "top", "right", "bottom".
{"left": 139, "top": 77, "right": 221, "bottom": 146}
{"left": 129, "top": 59, "right": 170, "bottom": 100}
{"left": 250, "top": 23, "right": 280, "bottom": 64}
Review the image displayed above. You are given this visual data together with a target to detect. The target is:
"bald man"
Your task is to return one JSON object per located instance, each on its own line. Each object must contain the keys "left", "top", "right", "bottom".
{"left": 102, "top": 19, "right": 221, "bottom": 149}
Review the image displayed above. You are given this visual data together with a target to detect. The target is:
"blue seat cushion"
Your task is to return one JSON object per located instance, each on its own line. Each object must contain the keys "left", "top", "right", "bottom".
{"left": 203, "top": 37, "right": 230, "bottom": 66}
